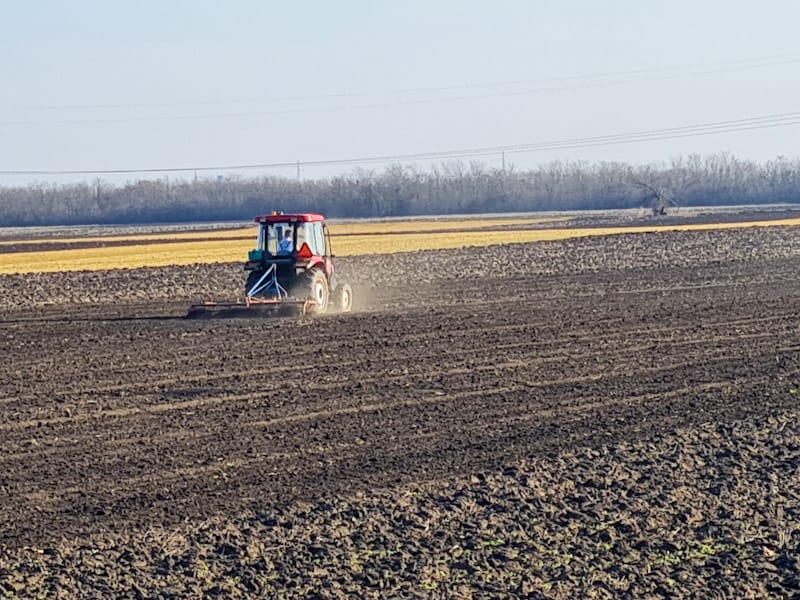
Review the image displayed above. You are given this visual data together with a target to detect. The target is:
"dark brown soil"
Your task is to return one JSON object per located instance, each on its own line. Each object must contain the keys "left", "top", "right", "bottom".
{"left": 0, "top": 225, "right": 799, "bottom": 598}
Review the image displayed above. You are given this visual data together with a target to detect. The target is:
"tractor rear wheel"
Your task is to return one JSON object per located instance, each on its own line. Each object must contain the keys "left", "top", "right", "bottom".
{"left": 304, "top": 269, "right": 330, "bottom": 313}
{"left": 333, "top": 283, "right": 353, "bottom": 313}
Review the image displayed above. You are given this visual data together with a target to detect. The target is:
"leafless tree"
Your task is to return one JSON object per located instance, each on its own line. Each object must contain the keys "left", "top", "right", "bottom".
{"left": 0, "top": 153, "right": 798, "bottom": 226}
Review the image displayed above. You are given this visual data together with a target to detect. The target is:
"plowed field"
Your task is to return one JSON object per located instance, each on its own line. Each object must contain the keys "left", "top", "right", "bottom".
{"left": 1, "top": 225, "right": 799, "bottom": 598}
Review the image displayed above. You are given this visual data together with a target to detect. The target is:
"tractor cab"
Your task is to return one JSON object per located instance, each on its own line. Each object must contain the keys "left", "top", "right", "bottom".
{"left": 246, "top": 213, "right": 333, "bottom": 275}
{"left": 256, "top": 218, "right": 327, "bottom": 259}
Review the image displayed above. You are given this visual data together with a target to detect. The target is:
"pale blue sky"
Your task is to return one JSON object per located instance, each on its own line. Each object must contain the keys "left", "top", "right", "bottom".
{"left": 1, "top": 1, "right": 799, "bottom": 184}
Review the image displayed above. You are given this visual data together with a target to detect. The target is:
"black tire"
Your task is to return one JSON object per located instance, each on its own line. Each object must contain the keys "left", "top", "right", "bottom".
{"left": 304, "top": 269, "right": 330, "bottom": 313}
{"left": 332, "top": 283, "right": 353, "bottom": 313}
{"left": 245, "top": 270, "right": 266, "bottom": 297}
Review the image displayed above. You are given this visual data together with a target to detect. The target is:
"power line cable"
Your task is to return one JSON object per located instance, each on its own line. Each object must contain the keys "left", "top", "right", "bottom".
{"left": 1, "top": 111, "right": 799, "bottom": 176}
{"left": 12, "top": 53, "right": 800, "bottom": 113}
{"left": 3, "top": 56, "right": 799, "bottom": 128}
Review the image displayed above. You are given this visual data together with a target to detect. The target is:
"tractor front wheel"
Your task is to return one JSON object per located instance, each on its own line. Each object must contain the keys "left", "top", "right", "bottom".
{"left": 305, "top": 269, "right": 330, "bottom": 313}
{"left": 333, "top": 283, "right": 353, "bottom": 313}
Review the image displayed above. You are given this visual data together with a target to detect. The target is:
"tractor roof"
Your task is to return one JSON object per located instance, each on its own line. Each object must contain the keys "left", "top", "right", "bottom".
{"left": 254, "top": 212, "right": 325, "bottom": 224}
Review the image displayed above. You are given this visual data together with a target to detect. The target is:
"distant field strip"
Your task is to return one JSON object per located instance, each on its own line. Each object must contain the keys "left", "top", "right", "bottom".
{"left": 0, "top": 217, "right": 564, "bottom": 247}
{"left": 1, "top": 217, "right": 799, "bottom": 274}
{"left": 0, "top": 227, "right": 257, "bottom": 246}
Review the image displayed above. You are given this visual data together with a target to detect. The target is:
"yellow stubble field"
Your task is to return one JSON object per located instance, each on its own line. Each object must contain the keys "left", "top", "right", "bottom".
{"left": 1, "top": 216, "right": 799, "bottom": 275}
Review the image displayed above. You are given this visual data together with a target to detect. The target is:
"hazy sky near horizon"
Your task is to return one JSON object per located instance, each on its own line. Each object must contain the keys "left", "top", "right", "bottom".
{"left": 1, "top": 1, "right": 799, "bottom": 185}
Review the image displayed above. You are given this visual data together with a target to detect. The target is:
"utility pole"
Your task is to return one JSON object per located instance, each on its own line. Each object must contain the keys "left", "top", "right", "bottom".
{"left": 296, "top": 160, "right": 301, "bottom": 181}
{"left": 501, "top": 151, "right": 506, "bottom": 174}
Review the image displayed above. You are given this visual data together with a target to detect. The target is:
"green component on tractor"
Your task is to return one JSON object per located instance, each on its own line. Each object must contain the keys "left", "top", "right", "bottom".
{"left": 248, "top": 249, "right": 264, "bottom": 262}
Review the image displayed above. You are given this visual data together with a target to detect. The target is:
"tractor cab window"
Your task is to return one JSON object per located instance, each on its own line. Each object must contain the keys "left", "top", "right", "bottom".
{"left": 295, "top": 222, "right": 326, "bottom": 256}
{"left": 297, "top": 222, "right": 326, "bottom": 256}
{"left": 312, "top": 222, "right": 326, "bottom": 256}
{"left": 296, "top": 223, "right": 308, "bottom": 253}
{"left": 262, "top": 221, "right": 326, "bottom": 257}
{"left": 265, "top": 223, "right": 294, "bottom": 255}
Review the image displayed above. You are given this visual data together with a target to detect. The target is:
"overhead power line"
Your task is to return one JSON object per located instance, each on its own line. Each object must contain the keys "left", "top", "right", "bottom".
{"left": 11, "top": 52, "right": 800, "bottom": 113}
{"left": 3, "top": 54, "right": 800, "bottom": 128}
{"left": 2, "top": 111, "right": 799, "bottom": 176}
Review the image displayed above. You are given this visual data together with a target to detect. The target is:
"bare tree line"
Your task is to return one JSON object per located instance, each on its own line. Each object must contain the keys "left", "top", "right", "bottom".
{"left": 0, "top": 152, "right": 798, "bottom": 226}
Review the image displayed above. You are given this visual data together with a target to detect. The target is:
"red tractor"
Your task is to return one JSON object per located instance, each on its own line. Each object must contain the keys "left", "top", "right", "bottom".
{"left": 188, "top": 212, "right": 352, "bottom": 318}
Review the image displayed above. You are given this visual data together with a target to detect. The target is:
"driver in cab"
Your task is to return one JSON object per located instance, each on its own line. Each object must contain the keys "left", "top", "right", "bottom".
{"left": 278, "top": 229, "right": 294, "bottom": 254}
